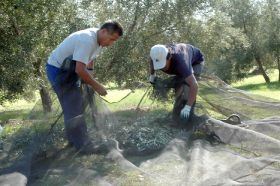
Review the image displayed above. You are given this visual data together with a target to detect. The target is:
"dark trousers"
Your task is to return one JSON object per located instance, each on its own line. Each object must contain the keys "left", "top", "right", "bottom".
{"left": 46, "top": 64, "right": 88, "bottom": 149}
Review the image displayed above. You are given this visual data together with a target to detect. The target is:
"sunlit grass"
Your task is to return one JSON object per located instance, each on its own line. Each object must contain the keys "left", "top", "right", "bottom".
{"left": 103, "top": 87, "right": 173, "bottom": 112}
{"left": 0, "top": 98, "right": 36, "bottom": 112}
{"left": 231, "top": 69, "right": 280, "bottom": 100}
{"left": 233, "top": 69, "right": 279, "bottom": 86}
{"left": 0, "top": 91, "right": 40, "bottom": 121}
{"left": 0, "top": 100, "right": 38, "bottom": 122}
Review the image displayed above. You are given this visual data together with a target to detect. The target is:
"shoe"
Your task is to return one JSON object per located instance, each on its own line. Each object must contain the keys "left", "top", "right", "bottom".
{"left": 172, "top": 114, "right": 209, "bottom": 131}
{"left": 189, "top": 114, "right": 208, "bottom": 127}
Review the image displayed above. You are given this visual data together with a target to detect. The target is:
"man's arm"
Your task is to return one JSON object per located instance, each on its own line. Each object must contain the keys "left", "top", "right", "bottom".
{"left": 184, "top": 74, "right": 198, "bottom": 106}
{"left": 75, "top": 61, "right": 107, "bottom": 96}
{"left": 180, "top": 74, "right": 198, "bottom": 119}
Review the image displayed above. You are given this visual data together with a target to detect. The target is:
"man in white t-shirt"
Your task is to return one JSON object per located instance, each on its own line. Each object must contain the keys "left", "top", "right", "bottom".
{"left": 46, "top": 21, "right": 123, "bottom": 154}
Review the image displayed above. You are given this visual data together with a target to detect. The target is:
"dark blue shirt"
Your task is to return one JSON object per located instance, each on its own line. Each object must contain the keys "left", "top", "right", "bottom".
{"left": 163, "top": 43, "right": 204, "bottom": 79}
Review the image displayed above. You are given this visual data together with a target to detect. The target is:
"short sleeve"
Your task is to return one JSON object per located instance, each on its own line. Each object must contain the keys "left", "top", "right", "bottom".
{"left": 192, "top": 47, "right": 204, "bottom": 63}
{"left": 72, "top": 35, "right": 93, "bottom": 64}
{"left": 90, "top": 47, "right": 102, "bottom": 61}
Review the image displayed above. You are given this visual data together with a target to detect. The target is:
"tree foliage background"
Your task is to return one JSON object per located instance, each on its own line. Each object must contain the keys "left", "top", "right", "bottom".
{"left": 0, "top": 0, "right": 279, "bottom": 103}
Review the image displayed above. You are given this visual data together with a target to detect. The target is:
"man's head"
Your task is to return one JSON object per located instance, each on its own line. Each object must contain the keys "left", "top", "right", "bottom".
{"left": 97, "top": 20, "right": 123, "bottom": 47}
{"left": 150, "top": 45, "right": 169, "bottom": 70}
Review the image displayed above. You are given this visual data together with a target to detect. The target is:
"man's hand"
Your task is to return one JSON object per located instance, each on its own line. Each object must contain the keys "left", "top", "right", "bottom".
{"left": 75, "top": 61, "right": 107, "bottom": 96}
{"left": 95, "top": 84, "right": 107, "bottom": 96}
{"left": 180, "top": 105, "right": 191, "bottom": 120}
{"left": 149, "top": 74, "right": 156, "bottom": 84}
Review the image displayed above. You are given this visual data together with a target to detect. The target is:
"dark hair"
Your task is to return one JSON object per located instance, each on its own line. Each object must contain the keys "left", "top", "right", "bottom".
{"left": 100, "top": 21, "right": 123, "bottom": 36}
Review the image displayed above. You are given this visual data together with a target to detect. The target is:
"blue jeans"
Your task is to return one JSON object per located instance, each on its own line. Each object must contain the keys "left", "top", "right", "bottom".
{"left": 46, "top": 64, "right": 87, "bottom": 149}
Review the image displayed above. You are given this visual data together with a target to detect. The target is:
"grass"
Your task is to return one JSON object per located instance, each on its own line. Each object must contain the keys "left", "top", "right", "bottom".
{"left": 0, "top": 90, "right": 41, "bottom": 122}
{"left": 102, "top": 88, "right": 152, "bottom": 111}
{"left": 101, "top": 87, "right": 173, "bottom": 113}
{"left": 0, "top": 70, "right": 279, "bottom": 125}
{"left": 1, "top": 70, "right": 279, "bottom": 137}
{"left": 231, "top": 69, "right": 280, "bottom": 100}
{"left": 1, "top": 71, "right": 280, "bottom": 185}
{"left": 0, "top": 99, "right": 37, "bottom": 122}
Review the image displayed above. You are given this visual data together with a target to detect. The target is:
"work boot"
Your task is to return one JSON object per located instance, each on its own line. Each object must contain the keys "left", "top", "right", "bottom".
{"left": 189, "top": 114, "right": 209, "bottom": 131}
{"left": 78, "top": 139, "right": 120, "bottom": 155}
{"left": 65, "top": 115, "right": 88, "bottom": 149}
{"left": 170, "top": 114, "right": 209, "bottom": 130}
{"left": 194, "top": 114, "right": 212, "bottom": 133}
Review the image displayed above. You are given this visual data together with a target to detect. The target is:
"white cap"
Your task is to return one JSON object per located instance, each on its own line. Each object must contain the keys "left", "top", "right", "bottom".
{"left": 150, "top": 44, "right": 168, "bottom": 70}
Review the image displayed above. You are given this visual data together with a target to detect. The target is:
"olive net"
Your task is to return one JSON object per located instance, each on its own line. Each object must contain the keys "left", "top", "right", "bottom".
{"left": 1, "top": 75, "right": 280, "bottom": 186}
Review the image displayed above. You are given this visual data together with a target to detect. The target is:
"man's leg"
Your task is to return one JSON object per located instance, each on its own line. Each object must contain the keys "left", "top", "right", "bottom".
{"left": 172, "top": 84, "right": 186, "bottom": 125}
{"left": 172, "top": 75, "right": 190, "bottom": 125}
{"left": 53, "top": 83, "right": 88, "bottom": 149}
{"left": 46, "top": 64, "right": 104, "bottom": 152}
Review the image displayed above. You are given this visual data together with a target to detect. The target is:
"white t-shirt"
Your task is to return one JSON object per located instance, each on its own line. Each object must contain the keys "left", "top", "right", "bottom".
{"left": 47, "top": 28, "right": 102, "bottom": 68}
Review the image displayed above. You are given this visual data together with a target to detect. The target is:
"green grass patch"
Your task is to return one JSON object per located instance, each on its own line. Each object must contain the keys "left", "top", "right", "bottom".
{"left": 0, "top": 109, "right": 31, "bottom": 123}
{"left": 0, "top": 93, "right": 39, "bottom": 122}
{"left": 103, "top": 87, "right": 173, "bottom": 112}
{"left": 232, "top": 69, "right": 280, "bottom": 100}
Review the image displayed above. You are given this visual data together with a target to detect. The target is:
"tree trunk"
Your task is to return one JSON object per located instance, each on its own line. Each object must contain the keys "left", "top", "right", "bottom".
{"left": 255, "top": 56, "right": 270, "bottom": 83}
{"left": 40, "top": 85, "right": 52, "bottom": 113}
{"left": 277, "top": 55, "right": 280, "bottom": 82}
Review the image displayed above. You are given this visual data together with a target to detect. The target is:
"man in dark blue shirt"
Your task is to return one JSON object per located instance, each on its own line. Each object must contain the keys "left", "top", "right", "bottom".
{"left": 149, "top": 43, "right": 205, "bottom": 125}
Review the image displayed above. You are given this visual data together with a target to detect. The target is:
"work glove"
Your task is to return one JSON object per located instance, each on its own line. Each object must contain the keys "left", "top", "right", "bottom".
{"left": 149, "top": 74, "right": 156, "bottom": 84}
{"left": 180, "top": 105, "right": 191, "bottom": 120}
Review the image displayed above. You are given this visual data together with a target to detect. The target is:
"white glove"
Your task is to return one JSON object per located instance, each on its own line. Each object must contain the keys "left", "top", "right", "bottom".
{"left": 149, "top": 74, "right": 156, "bottom": 84}
{"left": 180, "top": 105, "right": 191, "bottom": 119}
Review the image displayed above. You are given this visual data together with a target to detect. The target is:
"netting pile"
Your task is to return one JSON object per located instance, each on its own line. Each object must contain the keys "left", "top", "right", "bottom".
{"left": 1, "top": 75, "right": 280, "bottom": 186}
